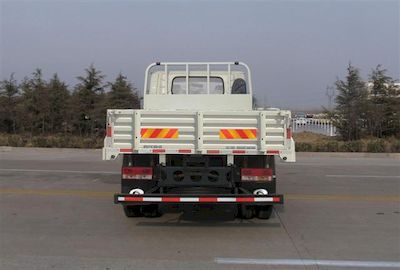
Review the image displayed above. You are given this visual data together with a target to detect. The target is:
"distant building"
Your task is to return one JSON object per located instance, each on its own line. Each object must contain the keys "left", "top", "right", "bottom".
{"left": 366, "top": 82, "right": 400, "bottom": 98}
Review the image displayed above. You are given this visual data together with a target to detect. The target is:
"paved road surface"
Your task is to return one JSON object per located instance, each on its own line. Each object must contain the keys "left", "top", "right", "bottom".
{"left": 0, "top": 148, "right": 399, "bottom": 270}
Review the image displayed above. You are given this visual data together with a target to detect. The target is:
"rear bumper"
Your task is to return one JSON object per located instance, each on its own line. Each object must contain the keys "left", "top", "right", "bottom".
{"left": 114, "top": 194, "right": 284, "bottom": 205}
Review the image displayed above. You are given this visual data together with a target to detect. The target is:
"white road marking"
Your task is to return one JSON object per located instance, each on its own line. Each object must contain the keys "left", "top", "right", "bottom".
{"left": 0, "top": 168, "right": 119, "bottom": 175}
{"left": 326, "top": 174, "right": 400, "bottom": 179}
{"left": 215, "top": 258, "right": 400, "bottom": 268}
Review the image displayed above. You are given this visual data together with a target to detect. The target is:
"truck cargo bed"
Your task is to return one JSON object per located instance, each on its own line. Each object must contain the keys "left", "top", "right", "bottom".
{"left": 103, "top": 109, "right": 295, "bottom": 162}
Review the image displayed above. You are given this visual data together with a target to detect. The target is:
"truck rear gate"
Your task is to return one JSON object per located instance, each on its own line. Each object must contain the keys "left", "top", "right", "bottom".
{"left": 103, "top": 110, "right": 295, "bottom": 162}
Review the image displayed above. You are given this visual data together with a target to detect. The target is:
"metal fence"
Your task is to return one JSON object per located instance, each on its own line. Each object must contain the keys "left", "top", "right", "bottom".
{"left": 291, "top": 119, "right": 337, "bottom": 136}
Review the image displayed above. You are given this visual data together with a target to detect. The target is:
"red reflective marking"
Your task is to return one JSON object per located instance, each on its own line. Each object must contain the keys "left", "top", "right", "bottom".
{"left": 273, "top": 197, "right": 281, "bottom": 203}
{"left": 207, "top": 150, "right": 220, "bottom": 154}
{"left": 165, "top": 128, "right": 178, "bottom": 138}
{"left": 150, "top": 128, "right": 162, "bottom": 138}
{"left": 122, "top": 167, "right": 152, "bottom": 175}
{"left": 162, "top": 197, "right": 180, "bottom": 202}
{"left": 267, "top": 150, "right": 280, "bottom": 154}
{"left": 221, "top": 129, "right": 234, "bottom": 139}
{"left": 106, "top": 126, "right": 112, "bottom": 137}
{"left": 236, "top": 129, "right": 248, "bottom": 139}
{"left": 241, "top": 168, "right": 273, "bottom": 176}
{"left": 286, "top": 128, "right": 292, "bottom": 139}
{"left": 178, "top": 149, "right": 192, "bottom": 153}
{"left": 124, "top": 197, "right": 144, "bottom": 202}
{"left": 236, "top": 197, "right": 255, "bottom": 202}
{"left": 120, "top": 148, "right": 132, "bottom": 152}
{"left": 140, "top": 128, "right": 147, "bottom": 136}
{"left": 199, "top": 197, "right": 218, "bottom": 202}
{"left": 232, "top": 150, "right": 246, "bottom": 154}
{"left": 152, "top": 149, "right": 165, "bottom": 153}
{"left": 250, "top": 129, "right": 257, "bottom": 137}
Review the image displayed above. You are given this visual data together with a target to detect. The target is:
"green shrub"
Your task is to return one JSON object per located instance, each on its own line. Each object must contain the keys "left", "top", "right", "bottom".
{"left": 0, "top": 135, "right": 8, "bottom": 146}
{"left": 339, "top": 140, "right": 363, "bottom": 152}
{"left": 296, "top": 142, "right": 313, "bottom": 152}
{"left": 31, "top": 136, "right": 50, "bottom": 147}
{"left": 313, "top": 142, "right": 327, "bottom": 152}
{"left": 7, "top": 134, "right": 26, "bottom": 147}
{"left": 50, "top": 136, "right": 72, "bottom": 148}
{"left": 311, "top": 141, "right": 339, "bottom": 152}
{"left": 65, "top": 136, "right": 81, "bottom": 148}
{"left": 389, "top": 139, "right": 400, "bottom": 153}
{"left": 325, "top": 141, "right": 339, "bottom": 152}
{"left": 366, "top": 140, "right": 385, "bottom": 153}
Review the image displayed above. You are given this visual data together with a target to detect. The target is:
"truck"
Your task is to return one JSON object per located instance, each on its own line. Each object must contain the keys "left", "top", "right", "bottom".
{"left": 103, "top": 62, "right": 295, "bottom": 219}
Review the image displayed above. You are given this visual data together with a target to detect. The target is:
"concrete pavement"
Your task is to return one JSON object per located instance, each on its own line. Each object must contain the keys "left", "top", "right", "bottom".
{"left": 0, "top": 148, "right": 399, "bottom": 270}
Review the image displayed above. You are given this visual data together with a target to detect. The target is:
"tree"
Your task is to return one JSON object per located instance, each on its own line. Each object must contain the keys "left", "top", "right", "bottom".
{"left": 47, "top": 73, "right": 70, "bottom": 133}
{"left": 18, "top": 77, "right": 35, "bottom": 134}
{"left": 366, "top": 65, "right": 391, "bottom": 137}
{"left": 0, "top": 73, "right": 19, "bottom": 133}
{"left": 325, "top": 85, "right": 335, "bottom": 110}
{"left": 330, "top": 64, "right": 368, "bottom": 141}
{"left": 17, "top": 70, "right": 49, "bottom": 135}
{"left": 107, "top": 73, "right": 140, "bottom": 109}
{"left": 367, "top": 65, "right": 400, "bottom": 137}
{"left": 31, "top": 69, "right": 50, "bottom": 134}
{"left": 72, "top": 64, "right": 106, "bottom": 136}
{"left": 385, "top": 83, "right": 400, "bottom": 137}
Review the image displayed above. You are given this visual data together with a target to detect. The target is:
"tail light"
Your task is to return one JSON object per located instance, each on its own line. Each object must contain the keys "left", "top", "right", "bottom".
{"left": 106, "top": 126, "right": 112, "bottom": 137}
{"left": 287, "top": 128, "right": 292, "bottom": 139}
{"left": 241, "top": 168, "right": 273, "bottom": 181}
{"left": 122, "top": 167, "right": 153, "bottom": 180}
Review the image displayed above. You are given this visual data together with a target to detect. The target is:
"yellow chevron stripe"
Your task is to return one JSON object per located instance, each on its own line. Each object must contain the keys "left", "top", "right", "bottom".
{"left": 142, "top": 129, "right": 154, "bottom": 138}
{"left": 170, "top": 130, "right": 179, "bottom": 139}
{"left": 141, "top": 128, "right": 180, "bottom": 139}
{"left": 219, "top": 129, "right": 257, "bottom": 139}
{"left": 243, "top": 129, "right": 256, "bottom": 139}
{"left": 158, "top": 128, "right": 170, "bottom": 138}
{"left": 230, "top": 129, "right": 240, "bottom": 139}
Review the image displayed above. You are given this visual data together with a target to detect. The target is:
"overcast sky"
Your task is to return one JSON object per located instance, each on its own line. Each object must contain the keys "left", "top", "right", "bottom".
{"left": 1, "top": 0, "right": 399, "bottom": 109}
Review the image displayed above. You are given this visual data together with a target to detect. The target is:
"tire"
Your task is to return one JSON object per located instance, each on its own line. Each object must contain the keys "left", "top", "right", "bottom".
{"left": 239, "top": 205, "right": 254, "bottom": 219}
{"left": 142, "top": 205, "right": 162, "bottom": 218}
{"left": 256, "top": 206, "right": 273, "bottom": 219}
{"left": 123, "top": 206, "right": 142, "bottom": 218}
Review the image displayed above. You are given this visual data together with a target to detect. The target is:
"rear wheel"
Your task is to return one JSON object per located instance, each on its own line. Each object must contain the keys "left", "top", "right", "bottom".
{"left": 123, "top": 206, "right": 142, "bottom": 218}
{"left": 256, "top": 205, "right": 273, "bottom": 219}
{"left": 142, "top": 205, "right": 162, "bottom": 218}
{"left": 238, "top": 205, "right": 255, "bottom": 219}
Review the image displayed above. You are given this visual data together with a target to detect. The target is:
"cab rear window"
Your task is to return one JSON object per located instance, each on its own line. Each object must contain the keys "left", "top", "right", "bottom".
{"left": 172, "top": 76, "right": 224, "bottom": 94}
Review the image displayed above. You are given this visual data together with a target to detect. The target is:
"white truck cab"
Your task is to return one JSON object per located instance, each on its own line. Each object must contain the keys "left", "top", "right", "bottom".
{"left": 144, "top": 62, "right": 252, "bottom": 111}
